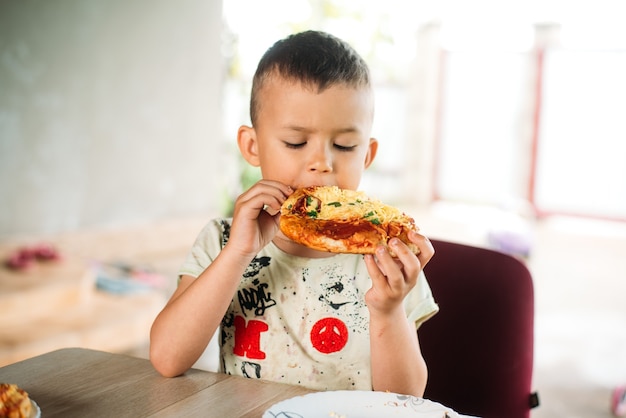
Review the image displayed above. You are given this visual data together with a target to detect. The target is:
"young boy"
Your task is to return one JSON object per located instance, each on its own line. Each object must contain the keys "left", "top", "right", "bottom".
{"left": 150, "top": 30, "right": 438, "bottom": 397}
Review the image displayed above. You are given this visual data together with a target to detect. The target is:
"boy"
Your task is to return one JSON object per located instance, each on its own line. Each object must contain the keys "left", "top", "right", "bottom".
{"left": 150, "top": 30, "right": 438, "bottom": 397}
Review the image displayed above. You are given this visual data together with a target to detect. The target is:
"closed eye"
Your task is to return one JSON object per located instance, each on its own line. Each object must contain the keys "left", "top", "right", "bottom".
{"left": 284, "top": 141, "right": 306, "bottom": 149}
{"left": 334, "top": 144, "right": 356, "bottom": 152}
{"left": 283, "top": 141, "right": 356, "bottom": 151}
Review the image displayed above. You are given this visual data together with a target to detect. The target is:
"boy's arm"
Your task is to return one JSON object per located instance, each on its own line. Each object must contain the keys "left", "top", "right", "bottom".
{"left": 149, "top": 246, "right": 252, "bottom": 377}
{"left": 369, "top": 306, "right": 427, "bottom": 396}
{"left": 364, "top": 232, "right": 434, "bottom": 396}
{"left": 150, "top": 180, "right": 292, "bottom": 377}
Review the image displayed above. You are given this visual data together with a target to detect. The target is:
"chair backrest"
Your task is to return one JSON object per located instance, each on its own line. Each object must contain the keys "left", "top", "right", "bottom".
{"left": 420, "top": 239, "right": 537, "bottom": 418}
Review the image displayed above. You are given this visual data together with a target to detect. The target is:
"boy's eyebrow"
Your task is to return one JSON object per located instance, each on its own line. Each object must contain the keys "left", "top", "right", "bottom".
{"left": 281, "top": 125, "right": 361, "bottom": 134}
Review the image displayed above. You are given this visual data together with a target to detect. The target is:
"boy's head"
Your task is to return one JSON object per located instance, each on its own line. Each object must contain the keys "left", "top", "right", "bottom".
{"left": 250, "top": 30, "right": 371, "bottom": 126}
{"left": 239, "top": 31, "right": 378, "bottom": 192}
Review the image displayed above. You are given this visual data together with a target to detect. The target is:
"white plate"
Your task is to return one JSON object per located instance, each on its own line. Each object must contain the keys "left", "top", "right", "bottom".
{"left": 263, "top": 391, "right": 461, "bottom": 417}
{"left": 31, "top": 400, "right": 41, "bottom": 418}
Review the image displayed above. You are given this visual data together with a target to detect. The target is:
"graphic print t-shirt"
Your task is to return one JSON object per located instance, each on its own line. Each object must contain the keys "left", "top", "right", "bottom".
{"left": 179, "top": 218, "right": 439, "bottom": 391}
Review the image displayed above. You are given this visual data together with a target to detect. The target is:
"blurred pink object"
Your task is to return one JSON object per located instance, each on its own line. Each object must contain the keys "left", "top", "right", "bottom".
{"left": 4, "top": 243, "right": 61, "bottom": 270}
{"left": 613, "top": 386, "right": 626, "bottom": 417}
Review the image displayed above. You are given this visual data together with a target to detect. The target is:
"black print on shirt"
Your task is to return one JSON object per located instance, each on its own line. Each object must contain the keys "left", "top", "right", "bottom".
{"left": 319, "top": 281, "right": 354, "bottom": 310}
{"left": 221, "top": 312, "right": 235, "bottom": 347}
{"left": 219, "top": 219, "right": 231, "bottom": 248}
{"left": 241, "top": 361, "right": 262, "bottom": 378}
{"left": 238, "top": 278, "right": 277, "bottom": 316}
{"left": 243, "top": 256, "right": 271, "bottom": 279}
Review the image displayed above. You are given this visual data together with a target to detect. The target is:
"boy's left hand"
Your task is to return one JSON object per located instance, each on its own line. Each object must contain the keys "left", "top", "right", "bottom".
{"left": 364, "top": 230, "right": 434, "bottom": 315}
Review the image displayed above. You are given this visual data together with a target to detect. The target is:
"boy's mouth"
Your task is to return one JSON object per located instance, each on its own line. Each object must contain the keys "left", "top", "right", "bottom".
{"left": 293, "top": 183, "right": 336, "bottom": 190}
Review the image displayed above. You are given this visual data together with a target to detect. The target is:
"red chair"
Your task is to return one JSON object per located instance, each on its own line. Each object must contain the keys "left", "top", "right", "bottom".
{"left": 420, "top": 239, "right": 539, "bottom": 418}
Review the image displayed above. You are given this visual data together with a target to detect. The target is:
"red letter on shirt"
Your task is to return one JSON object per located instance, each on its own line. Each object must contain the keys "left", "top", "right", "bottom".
{"left": 233, "top": 315, "right": 268, "bottom": 360}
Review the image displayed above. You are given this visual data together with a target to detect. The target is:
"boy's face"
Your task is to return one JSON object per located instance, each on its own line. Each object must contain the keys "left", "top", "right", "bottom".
{"left": 239, "top": 76, "right": 378, "bottom": 191}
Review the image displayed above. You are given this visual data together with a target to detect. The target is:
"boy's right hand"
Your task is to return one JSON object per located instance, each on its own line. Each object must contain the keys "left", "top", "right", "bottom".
{"left": 227, "top": 180, "right": 293, "bottom": 259}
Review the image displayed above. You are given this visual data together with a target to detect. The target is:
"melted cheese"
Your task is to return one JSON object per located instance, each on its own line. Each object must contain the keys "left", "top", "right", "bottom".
{"left": 285, "top": 186, "right": 411, "bottom": 225}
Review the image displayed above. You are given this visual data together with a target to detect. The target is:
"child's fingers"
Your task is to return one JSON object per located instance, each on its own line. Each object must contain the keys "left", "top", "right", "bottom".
{"left": 235, "top": 181, "right": 292, "bottom": 217}
{"left": 409, "top": 230, "right": 434, "bottom": 269}
{"left": 364, "top": 254, "right": 384, "bottom": 285}
{"left": 372, "top": 245, "right": 408, "bottom": 290}
{"left": 388, "top": 239, "right": 419, "bottom": 286}
{"left": 256, "top": 180, "right": 293, "bottom": 214}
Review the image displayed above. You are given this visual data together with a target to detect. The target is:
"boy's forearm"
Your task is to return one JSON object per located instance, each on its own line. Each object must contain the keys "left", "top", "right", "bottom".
{"left": 369, "top": 308, "right": 427, "bottom": 397}
{"left": 150, "top": 247, "right": 251, "bottom": 377}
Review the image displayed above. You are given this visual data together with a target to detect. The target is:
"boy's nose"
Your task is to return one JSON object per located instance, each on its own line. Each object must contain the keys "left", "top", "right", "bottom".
{"left": 308, "top": 147, "right": 333, "bottom": 173}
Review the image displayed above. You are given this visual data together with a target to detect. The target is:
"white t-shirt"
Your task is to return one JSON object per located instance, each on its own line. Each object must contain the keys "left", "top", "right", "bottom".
{"left": 179, "top": 218, "right": 439, "bottom": 391}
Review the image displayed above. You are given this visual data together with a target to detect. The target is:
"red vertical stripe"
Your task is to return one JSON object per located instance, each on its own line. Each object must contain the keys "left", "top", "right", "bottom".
{"left": 431, "top": 49, "right": 447, "bottom": 202}
{"left": 528, "top": 48, "right": 544, "bottom": 216}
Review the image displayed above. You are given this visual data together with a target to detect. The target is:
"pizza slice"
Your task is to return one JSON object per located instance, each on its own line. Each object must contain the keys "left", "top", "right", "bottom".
{"left": 0, "top": 383, "right": 32, "bottom": 418}
{"left": 279, "top": 186, "right": 419, "bottom": 255}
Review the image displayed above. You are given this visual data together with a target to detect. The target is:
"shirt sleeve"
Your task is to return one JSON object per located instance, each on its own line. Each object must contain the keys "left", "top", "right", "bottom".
{"left": 404, "top": 271, "right": 439, "bottom": 328}
{"left": 178, "top": 219, "right": 228, "bottom": 279}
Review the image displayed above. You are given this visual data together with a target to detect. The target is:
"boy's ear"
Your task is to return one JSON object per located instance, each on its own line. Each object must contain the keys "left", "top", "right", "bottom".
{"left": 363, "top": 138, "right": 378, "bottom": 169}
{"left": 237, "top": 125, "right": 261, "bottom": 167}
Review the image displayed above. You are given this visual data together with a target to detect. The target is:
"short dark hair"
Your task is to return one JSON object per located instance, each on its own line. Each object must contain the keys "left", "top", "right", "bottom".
{"left": 250, "top": 30, "right": 371, "bottom": 126}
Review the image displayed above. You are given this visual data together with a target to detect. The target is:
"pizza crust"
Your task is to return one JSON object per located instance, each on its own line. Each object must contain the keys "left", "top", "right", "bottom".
{"left": 279, "top": 186, "right": 419, "bottom": 255}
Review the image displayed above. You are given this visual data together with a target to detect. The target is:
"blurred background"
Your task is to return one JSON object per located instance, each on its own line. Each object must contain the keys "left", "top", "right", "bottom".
{"left": 1, "top": 1, "right": 625, "bottom": 416}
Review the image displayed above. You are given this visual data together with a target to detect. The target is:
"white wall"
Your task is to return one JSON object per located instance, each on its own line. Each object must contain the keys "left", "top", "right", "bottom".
{"left": 0, "top": 0, "right": 224, "bottom": 239}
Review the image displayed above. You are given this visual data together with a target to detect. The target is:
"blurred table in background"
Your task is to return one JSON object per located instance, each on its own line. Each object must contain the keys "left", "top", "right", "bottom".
{"left": 0, "top": 244, "right": 165, "bottom": 366}
{"left": 0, "top": 217, "right": 213, "bottom": 366}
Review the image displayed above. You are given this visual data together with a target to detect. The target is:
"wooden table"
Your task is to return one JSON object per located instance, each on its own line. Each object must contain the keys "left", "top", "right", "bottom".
{"left": 0, "top": 347, "right": 315, "bottom": 417}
